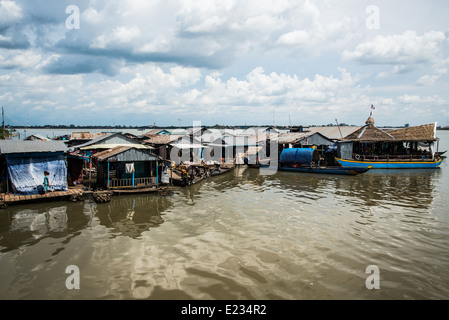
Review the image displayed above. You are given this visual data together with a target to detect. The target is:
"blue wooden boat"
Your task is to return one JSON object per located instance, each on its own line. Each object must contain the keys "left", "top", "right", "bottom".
{"left": 279, "top": 148, "right": 371, "bottom": 175}
{"left": 335, "top": 157, "right": 444, "bottom": 169}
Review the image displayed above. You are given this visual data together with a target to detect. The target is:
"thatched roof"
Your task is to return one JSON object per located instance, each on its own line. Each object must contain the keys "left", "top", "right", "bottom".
{"left": 388, "top": 123, "right": 436, "bottom": 141}
{"left": 340, "top": 122, "right": 437, "bottom": 142}
{"left": 340, "top": 125, "right": 396, "bottom": 142}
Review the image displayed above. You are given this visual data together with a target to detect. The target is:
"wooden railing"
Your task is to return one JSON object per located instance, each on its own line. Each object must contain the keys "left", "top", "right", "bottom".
{"left": 109, "top": 177, "right": 157, "bottom": 188}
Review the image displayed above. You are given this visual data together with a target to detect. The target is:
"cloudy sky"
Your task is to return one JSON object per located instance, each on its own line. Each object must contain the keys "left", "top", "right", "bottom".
{"left": 1, "top": 0, "right": 448, "bottom": 127}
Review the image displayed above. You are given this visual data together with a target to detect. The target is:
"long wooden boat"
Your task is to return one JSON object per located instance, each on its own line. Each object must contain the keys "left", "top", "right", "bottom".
{"left": 280, "top": 165, "right": 371, "bottom": 175}
{"left": 335, "top": 157, "right": 444, "bottom": 169}
{"left": 243, "top": 157, "right": 270, "bottom": 168}
{"left": 168, "top": 164, "right": 211, "bottom": 187}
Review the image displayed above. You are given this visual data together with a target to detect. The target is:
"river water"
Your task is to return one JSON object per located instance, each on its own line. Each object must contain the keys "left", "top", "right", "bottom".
{"left": 1, "top": 131, "right": 449, "bottom": 300}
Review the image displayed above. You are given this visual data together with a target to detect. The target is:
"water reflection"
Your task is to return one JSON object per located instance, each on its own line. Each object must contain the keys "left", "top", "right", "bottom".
{"left": 230, "top": 167, "right": 440, "bottom": 212}
{"left": 0, "top": 202, "right": 88, "bottom": 253}
{"left": 0, "top": 194, "right": 173, "bottom": 252}
{"left": 94, "top": 195, "right": 172, "bottom": 239}
{"left": 340, "top": 169, "right": 439, "bottom": 209}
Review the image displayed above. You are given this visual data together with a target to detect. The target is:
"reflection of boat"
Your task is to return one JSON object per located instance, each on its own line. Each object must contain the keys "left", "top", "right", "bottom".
{"left": 210, "top": 163, "right": 235, "bottom": 176}
{"left": 243, "top": 155, "right": 270, "bottom": 168}
{"left": 279, "top": 148, "right": 370, "bottom": 175}
{"left": 280, "top": 165, "right": 371, "bottom": 175}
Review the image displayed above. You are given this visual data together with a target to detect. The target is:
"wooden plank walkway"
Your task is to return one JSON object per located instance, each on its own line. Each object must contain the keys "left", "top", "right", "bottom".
{"left": 0, "top": 185, "right": 172, "bottom": 208}
{"left": 1, "top": 188, "right": 83, "bottom": 205}
{"left": 111, "top": 186, "right": 174, "bottom": 195}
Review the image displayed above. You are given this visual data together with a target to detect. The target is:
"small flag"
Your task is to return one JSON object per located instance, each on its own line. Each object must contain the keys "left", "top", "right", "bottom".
{"left": 371, "top": 104, "right": 375, "bottom": 110}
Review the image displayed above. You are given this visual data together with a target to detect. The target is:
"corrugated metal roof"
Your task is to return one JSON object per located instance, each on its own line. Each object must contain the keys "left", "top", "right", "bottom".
{"left": 305, "top": 126, "right": 361, "bottom": 140}
{"left": 168, "top": 128, "right": 188, "bottom": 135}
{"left": 25, "top": 134, "right": 48, "bottom": 141}
{"left": 80, "top": 143, "right": 152, "bottom": 150}
{"left": 144, "top": 134, "right": 184, "bottom": 145}
{"left": 248, "top": 132, "right": 279, "bottom": 143}
{"left": 0, "top": 140, "right": 67, "bottom": 154}
{"left": 170, "top": 143, "right": 210, "bottom": 149}
{"left": 141, "top": 129, "right": 171, "bottom": 136}
{"left": 223, "top": 135, "right": 258, "bottom": 146}
{"left": 276, "top": 132, "right": 313, "bottom": 144}
{"left": 70, "top": 132, "right": 108, "bottom": 140}
{"left": 73, "top": 133, "right": 136, "bottom": 149}
{"left": 93, "top": 146, "right": 160, "bottom": 162}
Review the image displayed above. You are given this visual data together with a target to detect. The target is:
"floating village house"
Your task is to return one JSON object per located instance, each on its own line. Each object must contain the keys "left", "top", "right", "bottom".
{"left": 68, "top": 132, "right": 154, "bottom": 185}
{"left": 276, "top": 132, "right": 334, "bottom": 154}
{"left": 142, "top": 134, "right": 184, "bottom": 160}
{"left": 24, "top": 134, "right": 49, "bottom": 141}
{"left": 70, "top": 132, "right": 147, "bottom": 154}
{"left": 92, "top": 146, "right": 164, "bottom": 189}
{"left": 143, "top": 134, "right": 208, "bottom": 164}
{"left": 0, "top": 140, "right": 68, "bottom": 195}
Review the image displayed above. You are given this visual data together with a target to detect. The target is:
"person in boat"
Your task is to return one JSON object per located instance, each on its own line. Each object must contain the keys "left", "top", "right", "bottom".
{"left": 43, "top": 171, "right": 52, "bottom": 194}
{"left": 180, "top": 165, "right": 189, "bottom": 184}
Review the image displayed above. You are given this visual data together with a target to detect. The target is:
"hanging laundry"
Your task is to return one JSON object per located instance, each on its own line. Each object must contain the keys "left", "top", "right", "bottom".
{"left": 125, "top": 163, "right": 135, "bottom": 173}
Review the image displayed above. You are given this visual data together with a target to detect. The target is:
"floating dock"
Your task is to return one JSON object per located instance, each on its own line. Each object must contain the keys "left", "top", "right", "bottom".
{"left": 0, "top": 185, "right": 174, "bottom": 208}
{"left": 0, "top": 188, "right": 84, "bottom": 208}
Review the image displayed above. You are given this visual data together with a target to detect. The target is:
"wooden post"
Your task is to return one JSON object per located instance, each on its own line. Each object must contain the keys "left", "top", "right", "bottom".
{"left": 89, "top": 159, "right": 92, "bottom": 188}
{"left": 107, "top": 162, "right": 110, "bottom": 189}
{"left": 156, "top": 161, "right": 159, "bottom": 187}
{"left": 2, "top": 106, "right": 5, "bottom": 139}
{"left": 6, "top": 167, "right": 9, "bottom": 193}
{"left": 132, "top": 170, "right": 135, "bottom": 188}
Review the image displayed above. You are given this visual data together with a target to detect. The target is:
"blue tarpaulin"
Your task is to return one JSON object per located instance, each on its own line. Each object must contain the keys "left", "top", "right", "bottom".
{"left": 6, "top": 153, "right": 68, "bottom": 195}
{"left": 280, "top": 148, "right": 319, "bottom": 165}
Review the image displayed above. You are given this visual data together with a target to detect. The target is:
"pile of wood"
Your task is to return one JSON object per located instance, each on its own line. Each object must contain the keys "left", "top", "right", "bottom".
{"left": 92, "top": 191, "right": 111, "bottom": 203}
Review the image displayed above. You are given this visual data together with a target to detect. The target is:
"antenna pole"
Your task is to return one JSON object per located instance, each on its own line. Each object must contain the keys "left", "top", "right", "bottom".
{"left": 2, "top": 106, "right": 5, "bottom": 139}
{"left": 335, "top": 118, "right": 343, "bottom": 138}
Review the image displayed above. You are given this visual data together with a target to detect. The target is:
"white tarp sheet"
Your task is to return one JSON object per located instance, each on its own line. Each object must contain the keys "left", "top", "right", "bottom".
{"left": 6, "top": 154, "right": 68, "bottom": 195}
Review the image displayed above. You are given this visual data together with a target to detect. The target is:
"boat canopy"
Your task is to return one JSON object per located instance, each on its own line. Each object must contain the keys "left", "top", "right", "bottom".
{"left": 280, "top": 148, "right": 320, "bottom": 165}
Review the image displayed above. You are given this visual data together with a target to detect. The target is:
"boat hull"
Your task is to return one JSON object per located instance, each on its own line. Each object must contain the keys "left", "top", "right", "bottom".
{"left": 280, "top": 166, "right": 370, "bottom": 175}
{"left": 243, "top": 157, "right": 270, "bottom": 168}
{"left": 335, "top": 157, "right": 444, "bottom": 169}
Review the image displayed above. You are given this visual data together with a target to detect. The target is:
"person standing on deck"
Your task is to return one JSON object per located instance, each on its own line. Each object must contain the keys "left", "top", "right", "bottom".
{"left": 43, "top": 171, "right": 52, "bottom": 194}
